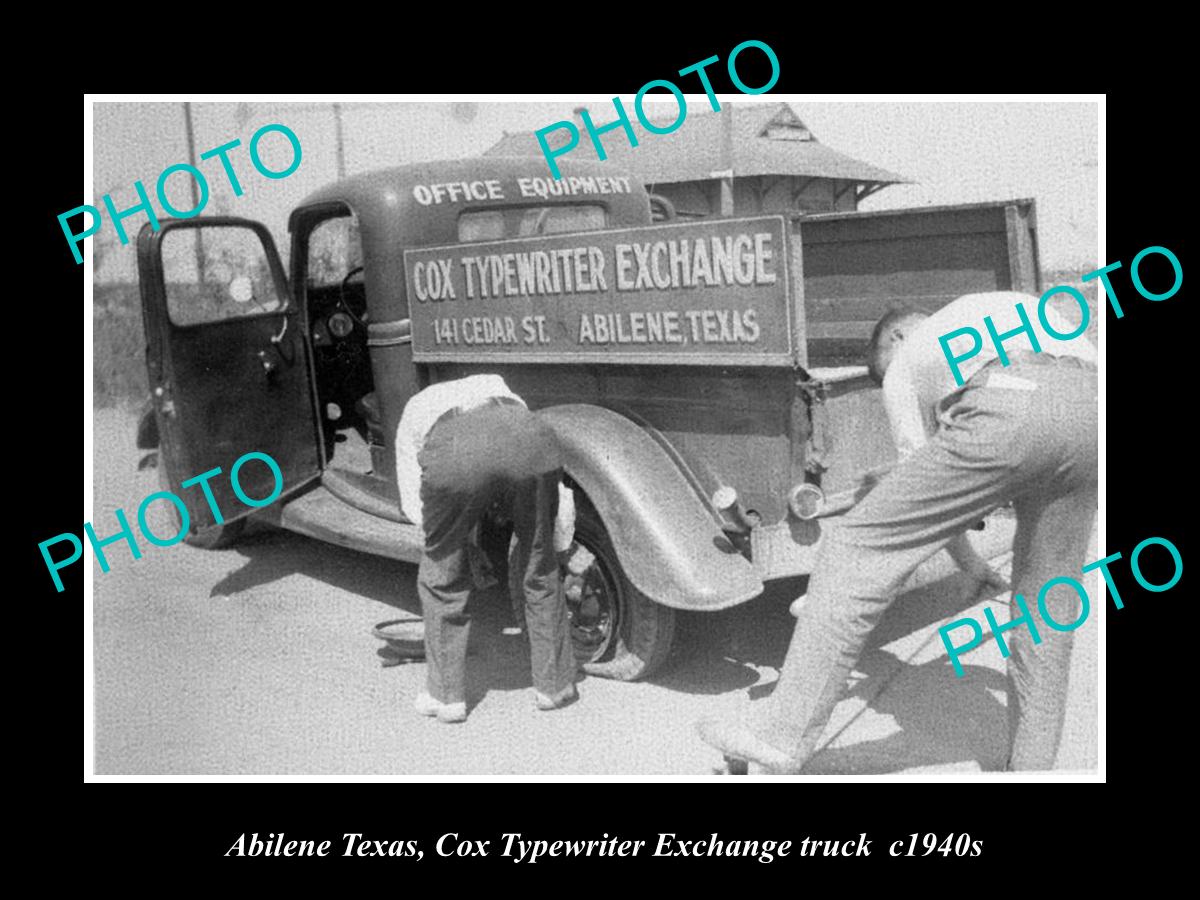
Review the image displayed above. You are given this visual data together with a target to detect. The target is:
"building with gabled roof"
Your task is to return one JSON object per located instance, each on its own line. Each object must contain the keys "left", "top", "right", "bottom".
{"left": 484, "top": 102, "right": 910, "bottom": 218}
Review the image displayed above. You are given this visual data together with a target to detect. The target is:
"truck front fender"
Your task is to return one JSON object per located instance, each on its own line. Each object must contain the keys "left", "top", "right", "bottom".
{"left": 538, "top": 404, "right": 763, "bottom": 611}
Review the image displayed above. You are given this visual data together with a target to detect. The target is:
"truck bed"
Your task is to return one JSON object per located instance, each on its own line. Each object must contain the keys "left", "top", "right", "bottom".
{"left": 796, "top": 199, "right": 1039, "bottom": 366}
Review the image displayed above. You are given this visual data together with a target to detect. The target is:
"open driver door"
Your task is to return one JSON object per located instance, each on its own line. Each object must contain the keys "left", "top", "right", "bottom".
{"left": 136, "top": 217, "right": 322, "bottom": 540}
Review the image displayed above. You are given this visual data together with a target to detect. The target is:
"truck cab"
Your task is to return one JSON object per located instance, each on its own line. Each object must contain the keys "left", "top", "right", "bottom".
{"left": 136, "top": 156, "right": 1039, "bottom": 681}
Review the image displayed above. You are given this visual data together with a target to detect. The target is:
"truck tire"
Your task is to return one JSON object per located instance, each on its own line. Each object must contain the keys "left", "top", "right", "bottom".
{"left": 565, "top": 501, "right": 676, "bottom": 681}
{"left": 146, "top": 463, "right": 245, "bottom": 550}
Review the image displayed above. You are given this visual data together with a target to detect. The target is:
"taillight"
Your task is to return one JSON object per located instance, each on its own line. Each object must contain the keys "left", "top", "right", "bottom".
{"left": 788, "top": 483, "right": 825, "bottom": 520}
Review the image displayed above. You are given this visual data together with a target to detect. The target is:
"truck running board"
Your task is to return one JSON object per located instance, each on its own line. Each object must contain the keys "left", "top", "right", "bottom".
{"left": 323, "top": 467, "right": 406, "bottom": 523}
{"left": 259, "top": 484, "right": 425, "bottom": 564}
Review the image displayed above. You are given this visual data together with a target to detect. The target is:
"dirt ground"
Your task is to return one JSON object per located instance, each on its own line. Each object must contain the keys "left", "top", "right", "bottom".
{"left": 89, "top": 407, "right": 1097, "bottom": 776}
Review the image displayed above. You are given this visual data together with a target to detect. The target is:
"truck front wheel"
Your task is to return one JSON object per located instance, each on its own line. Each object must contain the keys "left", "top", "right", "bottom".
{"left": 564, "top": 502, "right": 675, "bottom": 682}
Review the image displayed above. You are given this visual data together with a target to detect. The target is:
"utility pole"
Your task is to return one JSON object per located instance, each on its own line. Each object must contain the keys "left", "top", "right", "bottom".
{"left": 332, "top": 103, "right": 347, "bottom": 179}
{"left": 182, "top": 102, "right": 206, "bottom": 279}
{"left": 719, "top": 102, "right": 735, "bottom": 216}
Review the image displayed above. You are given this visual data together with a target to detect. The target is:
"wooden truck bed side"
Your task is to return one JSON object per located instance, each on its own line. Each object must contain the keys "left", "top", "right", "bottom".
{"left": 794, "top": 199, "right": 1040, "bottom": 367}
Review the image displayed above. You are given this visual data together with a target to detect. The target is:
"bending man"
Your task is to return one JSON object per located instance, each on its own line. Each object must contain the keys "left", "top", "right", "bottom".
{"left": 699, "top": 291, "right": 1097, "bottom": 771}
{"left": 395, "top": 373, "right": 578, "bottom": 723}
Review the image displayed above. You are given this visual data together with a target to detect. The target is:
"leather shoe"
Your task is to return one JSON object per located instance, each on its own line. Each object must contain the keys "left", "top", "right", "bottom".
{"left": 696, "top": 717, "right": 802, "bottom": 774}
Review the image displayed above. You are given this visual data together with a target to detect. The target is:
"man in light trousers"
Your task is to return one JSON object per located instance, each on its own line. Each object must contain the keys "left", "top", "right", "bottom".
{"left": 698, "top": 291, "right": 1098, "bottom": 772}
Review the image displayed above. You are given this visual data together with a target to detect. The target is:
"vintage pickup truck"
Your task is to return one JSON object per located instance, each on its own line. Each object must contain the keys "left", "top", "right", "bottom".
{"left": 135, "top": 156, "right": 1038, "bottom": 680}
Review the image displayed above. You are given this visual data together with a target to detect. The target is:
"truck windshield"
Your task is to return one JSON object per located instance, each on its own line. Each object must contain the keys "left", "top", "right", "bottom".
{"left": 458, "top": 205, "right": 606, "bottom": 243}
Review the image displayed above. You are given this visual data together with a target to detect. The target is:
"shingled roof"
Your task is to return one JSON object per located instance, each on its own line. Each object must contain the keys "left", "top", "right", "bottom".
{"left": 484, "top": 102, "right": 910, "bottom": 188}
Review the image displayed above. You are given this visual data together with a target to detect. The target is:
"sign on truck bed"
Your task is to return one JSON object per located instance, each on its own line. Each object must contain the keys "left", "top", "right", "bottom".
{"left": 404, "top": 216, "right": 794, "bottom": 367}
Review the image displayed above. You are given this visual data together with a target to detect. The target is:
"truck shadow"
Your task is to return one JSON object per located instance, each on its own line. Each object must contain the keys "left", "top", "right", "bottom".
{"left": 659, "top": 568, "right": 1016, "bottom": 770}
{"left": 676, "top": 573, "right": 1012, "bottom": 772}
{"left": 801, "top": 649, "right": 1009, "bottom": 773}
{"left": 206, "top": 524, "right": 569, "bottom": 699}
{"left": 207, "top": 522, "right": 1014, "bottom": 751}
{"left": 208, "top": 524, "right": 421, "bottom": 612}
{"left": 658, "top": 567, "right": 997, "bottom": 693}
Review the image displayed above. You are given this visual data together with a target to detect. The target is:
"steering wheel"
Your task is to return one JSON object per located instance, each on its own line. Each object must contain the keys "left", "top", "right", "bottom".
{"left": 338, "top": 265, "right": 369, "bottom": 328}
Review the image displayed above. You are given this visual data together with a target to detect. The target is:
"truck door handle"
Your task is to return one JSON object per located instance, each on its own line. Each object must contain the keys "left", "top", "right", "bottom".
{"left": 265, "top": 315, "right": 295, "bottom": 367}
{"left": 271, "top": 315, "right": 289, "bottom": 346}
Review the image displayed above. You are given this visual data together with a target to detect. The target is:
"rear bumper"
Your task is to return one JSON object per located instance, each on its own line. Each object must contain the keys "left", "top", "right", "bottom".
{"left": 751, "top": 509, "right": 1017, "bottom": 583}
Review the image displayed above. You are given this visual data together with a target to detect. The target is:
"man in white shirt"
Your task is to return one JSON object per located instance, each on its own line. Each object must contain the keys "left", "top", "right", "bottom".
{"left": 699, "top": 291, "right": 1098, "bottom": 771}
{"left": 395, "top": 373, "right": 578, "bottom": 723}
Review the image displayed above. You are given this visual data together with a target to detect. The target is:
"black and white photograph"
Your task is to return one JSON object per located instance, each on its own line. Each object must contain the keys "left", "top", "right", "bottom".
{"left": 81, "top": 95, "right": 1104, "bottom": 778}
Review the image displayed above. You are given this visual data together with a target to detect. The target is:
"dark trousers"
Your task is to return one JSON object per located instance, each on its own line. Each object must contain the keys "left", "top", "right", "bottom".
{"left": 751, "top": 356, "right": 1098, "bottom": 770}
{"left": 417, "top": 403, "right": 575, "bottom": 704}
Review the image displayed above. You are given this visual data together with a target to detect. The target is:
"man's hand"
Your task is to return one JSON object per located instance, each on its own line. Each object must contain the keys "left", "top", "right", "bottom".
{"left": 965, "top": 563, "right": 1010, "bottom": 598}
{"left": 561, "top": 543, "right": 594, "bottom": 578}
{"left": 946, "top": 532, "right": 1009, "bottom": 598}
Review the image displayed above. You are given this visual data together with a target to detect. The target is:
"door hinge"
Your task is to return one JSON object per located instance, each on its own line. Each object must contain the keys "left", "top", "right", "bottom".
{"left": 154, "top": 384, "right": 176, "bottom": 418}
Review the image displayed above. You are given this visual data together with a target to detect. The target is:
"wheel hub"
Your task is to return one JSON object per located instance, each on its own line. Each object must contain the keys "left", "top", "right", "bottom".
{"left": 562, "top": 542, "right": 617, "bottom": 663}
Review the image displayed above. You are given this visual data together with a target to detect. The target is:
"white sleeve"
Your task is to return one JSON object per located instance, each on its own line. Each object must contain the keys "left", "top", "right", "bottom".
{"left": 394, "top": 412, "right": 424, "bottom": 533}
{"left": 882, "top": 361, "right": 930, "bottom": 457}
{"left": 554, "top": 481, "right": 576, "bottom": 553}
